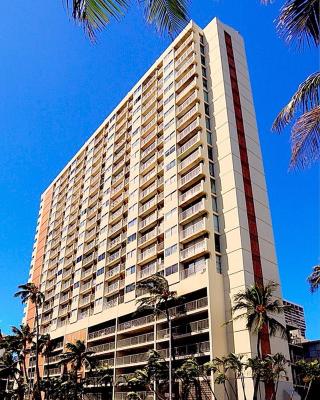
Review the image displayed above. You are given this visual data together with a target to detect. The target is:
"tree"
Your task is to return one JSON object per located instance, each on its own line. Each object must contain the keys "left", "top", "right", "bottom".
{"left": 15, "top": 283, "right": 45, "bottom": 400}
{"left": 270, "top": 0, "right": 319, "bottom": 169}
{"left": 59, "top": 339, "right": 96, "bottom": 399}
{"left": 231, "top": 282, "right": 288, "bottom": 400}
{"left": 62, "top": 0, "right": 189, "bottom": 41}
{"left": 0, "top": 351, "right": 25, "bottom": 400}
{"left": 136, "top": 273, "right": 180, "bottom": 399}
{"left": 307, "top": 264, "right": 320, "bottom": 292}
{"left": 296, "top": 359, "right": 320, "bottom": 400}
{"left": 223, "top": 353, "right": 248, "bottom": 400}
{"left": 3, "top": 324, "right": 35, "bottom": 386}
{"left": 38, "top": 334, "right": 57, "bottom": 400}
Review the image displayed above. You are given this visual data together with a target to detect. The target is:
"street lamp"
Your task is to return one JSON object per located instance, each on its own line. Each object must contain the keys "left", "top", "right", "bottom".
{"left": 157, "top": 308, "right": 172, "bottom": 400}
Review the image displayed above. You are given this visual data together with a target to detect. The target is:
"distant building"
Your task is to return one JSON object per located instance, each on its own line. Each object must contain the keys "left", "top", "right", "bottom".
{"left": 284, "top": 300, "right": 307, "bottom": 338}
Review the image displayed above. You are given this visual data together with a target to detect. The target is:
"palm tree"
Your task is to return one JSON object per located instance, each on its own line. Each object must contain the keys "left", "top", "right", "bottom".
{"left": 296, "top": 359, "right": 320, "bottom": 400}
{"left": 136, "top": 273, "right": 180, "bottom": 399}
{"left": 270, "top": 0, "right": 319, "bottom": 169}
{"left": 15, "top": 283, "right": 45, "bottom": 399}
{"left": 0, "top": 351, "right": 25, "bottom": 400}
{"left": 231, "top": 282, "right": 288, "bottom": 400}
{"left": 307, "top": 264, "right": 320, "bottom": 292}
{"left": 59, "top": 339, "right": 96, "bottom": 399}
{"left": 4, "top": 324, "right": 35, "bottom": 386}
{"left": 62, "top": 0, "right": 189, "bottom": 41}
{"left": 38, "top": 334, "right": 56, "bottom": 400}
{"left": 223, "top": 353, "right": 247, "bottom": 400}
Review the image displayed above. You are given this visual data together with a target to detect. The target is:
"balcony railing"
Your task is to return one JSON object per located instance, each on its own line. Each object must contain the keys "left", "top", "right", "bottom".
{"left": 180, "top": 199, "right": 205, "bottom": 221}
{"left": 180, "top": 239, "right": 208, "bottom": 261}
{"left": 88, "top": 341, "right": 115, "bottom": 354}
{"left": 179, "top": 164, "right": 202, "bottom": 187}
{"left": 179, "top": 181, "right": 204, "bottom": 204}
{"left": 88, "top": 325, "right": 116, "bottom": 340}
{"left": 158, "top": 341, "right": 210, "bottom": 359}
{"left": 180, "top": 260, "right": 207, "bottom": 280}
{"left": 177, "top": 118, "right": 200, "bottom": 143}
{"left": 116, "top": 351, "right": 149, "bottom": 366}
{"left": 181, "top": 219, "right": 206, "bottom": 240}
{"left": 117, "top": 332, "right": 154, "bottom": 349}
{"left": 179, "top": 148, "right": 202, "bottom": 171}
{"left": 157, "top": 318, "right": 209, "bottom": 339}
{"left": 118, "top": 315, "right": 154, "bottom": 332}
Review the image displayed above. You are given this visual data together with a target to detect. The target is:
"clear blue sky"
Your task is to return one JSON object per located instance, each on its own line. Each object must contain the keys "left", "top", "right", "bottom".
{"left": 0, "top": 0, "right": 318, "bottom": 338}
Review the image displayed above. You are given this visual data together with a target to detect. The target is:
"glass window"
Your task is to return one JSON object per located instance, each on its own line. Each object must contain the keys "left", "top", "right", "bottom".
{"left": 165, "top": 264, "right": 178, "bottom": 276}
{"left": 98, "top": 253, "right": 105, "bottom": 261}
{"left": 97, "top": 267, "right": 105, "bottom": 276}
{"left": 127, "top": 233, "right": 137, "bottom": 244}
{"left": 125, "top": 283, "right": 135, "bottom": 293}
{"left": 126, "top": 265, "right": 136, "bottom": 275}
{"left": 165, "top": 244, "right": 177, "bottom": 257}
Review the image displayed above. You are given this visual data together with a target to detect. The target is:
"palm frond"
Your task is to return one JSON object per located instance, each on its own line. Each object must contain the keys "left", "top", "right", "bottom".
{"left": 64, "top": 0, "right": 128, "bottom": 41}
{"left": 289, "top": 105, "right": 320, "bottom": 168}
{"left": 268, "top": 317, "right": 288, "bottom": 339}
{"left": 143, "top": 0, "right": 189, "bottom": 37}
{"left": 308, "top": 264, "right": 320, "bottom": 292}
{"left": 277, "top": 0, "right": 319, "bottom": 48}
{"left": 272, "top": 72, "right": 320, "bottom": 131}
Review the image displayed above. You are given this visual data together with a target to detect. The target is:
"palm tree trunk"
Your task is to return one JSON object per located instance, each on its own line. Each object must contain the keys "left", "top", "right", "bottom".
{"left": 34, "top": 303, "right": 41, "bottom": 400}
{"left": 253, "top": 332, "right": 261, "bottom": 400}
{"left": 304, "top": 381, "right": 313, "bottom": 400}
{"left": 22, "top": 354, "right": 29, "bottom": 385}
{"left": 46, "top": 354, "right": 50, "bottom": 400}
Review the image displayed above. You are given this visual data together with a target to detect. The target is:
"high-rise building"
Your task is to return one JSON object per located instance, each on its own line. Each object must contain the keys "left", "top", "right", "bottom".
{"left": 23, "top": 18, "right": 293, "bottom": 399}
{"left": 284, "top": 299, "right": 307, "bottom": 338}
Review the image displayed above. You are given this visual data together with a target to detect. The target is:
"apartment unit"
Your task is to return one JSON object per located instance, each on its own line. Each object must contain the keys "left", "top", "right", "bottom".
{"left": 284, "top": 299, "right": 307, "bottom": 339}
{"left": 23, "top": 18, "right": 293, "bottom": 399}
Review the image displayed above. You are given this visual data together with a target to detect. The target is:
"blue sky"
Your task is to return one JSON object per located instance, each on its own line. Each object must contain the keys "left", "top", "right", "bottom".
{"left": 0, "top": 0, "right": 318, "bottom": 339}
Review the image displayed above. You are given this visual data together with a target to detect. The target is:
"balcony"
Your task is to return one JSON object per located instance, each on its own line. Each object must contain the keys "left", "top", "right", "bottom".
{"left": 107, "top": 234, "right": 126, "bottom": 252}
{"left": 179, "top": 147, "right": 203, "bottom": 174}
{"left": 177, "top": 118, "right": 201, "bottom": 144}
{"left": 78, "top": 308, "right": 94, "bottom": 320}
{"left": 88, "top": 325, "right": 116, "bottom": 341}
{"left": 109, "top": 218, "right": 127, "bottom": 237}
{"left": 179, "top": 181, "right": 205, "bottom": 206}
{"left": 179, "top": 164, "right": 204, "bottom": 190}
{"left": 103, "top": 295, "right": 124, "bottom": 310}
{"left": 139, "top": 181, "right": 158, "bottom": 202}
{"left": 176, "top": 90, "right": 199, "bottom": 117}
{"left": 137, "top": 262, "right": 157, "bottom": 280}
{"left": 80, "top": 280, "right": 93, "bottom": 293}
{"left": 117, "top": 332, "right": 154, "bottom": 349}
{"left": 82, "top": 265, "right": 96, "bottom": 279}
{"left": 107, "top": 248, "right": 126, "bottom": 266}
{"left": 118, "top": 314, "right": 154, "bottom": 332}
{"left": 157, "top": 318, "right": 209, "bottom": 339}
{"left": 181, "top": 218, "right": 206, "bottom": 243}
{"left": 177, "top": 104, "right": 200, "bottom": 131}
{"left": 116, "top": 351, "right": 149, "bottom": 366}
{"left": 158, "top": 341, "right": 210, "bottom": 359}
{"left": 175, "top": 31, "right": 194, "bottom": 59}
{"left": 115, "top": 392, "right": 153, "bottom": 400}
{"left": 180, "top": 239, "right": 208, "bottom": 262}
{"left": 82, "top": 253, "right": 96, "bottom": 267}
{"left": 177, "top": 132, "right": 201, "bottom": 159}
{"left": 88, "top": 341, "right": 115, "bottom": 354}
{"left": 60, "top": 292, "right": 71, "bottom": 303}
{"left": 180, "top": 259, "right": 207, "bottom": 280}
{"left": 139, "top": 192, "right": 164, "bottom": 217}
{"left": 138, "top": 225, "right": 163, "bottom": 248}
{"left": 141, "top": 116, "right": 157, "bottom": 137}
{"left": 79, "top": 294, "right": 94, "bottom": 307}
{"left": 105, "top": 279, "right": 125, "bottom": 295}
{"left": 138, "top": 242, "right": 163, "bottom": 265}
{"left": 175, "top": 43, "right": 195, "bottom": 70}
{"left": 139, "top": 210, "right": 158, "bottom": 231}
{"left": 179, "top": 198, "right": 206, "bottom": 224}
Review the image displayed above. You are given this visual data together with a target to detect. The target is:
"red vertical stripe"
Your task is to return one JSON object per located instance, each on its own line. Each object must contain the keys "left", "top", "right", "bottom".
{"left": 224, "top": 31, "right": 273, "bottom": 399}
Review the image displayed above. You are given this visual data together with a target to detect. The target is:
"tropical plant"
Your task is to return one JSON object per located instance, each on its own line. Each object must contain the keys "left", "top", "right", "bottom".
{"left": 59, "top": 339, "right": 96, "bottom": 399}
{"left": 270, "top": 0, "right": 320, "bottom": 169}
{"left": 15, "top": 283, "right": 45, "bottom": 400}
{"left": 223, "top": 353, "right": 248, "bottom": 400}
{"left": 230, "top": 282, "right": 288, "bottom": 400}
{"left": 231, "top": 282, "right": 288, "bottom": 358}
{"left": 62, "top": 0, "right": 189, "bottom": 41}
{"left": 296, "top": 359, "right": 320, "bottom": 400}
{"left": 38, "top": 334, "right": 57, "bottom": 399}
{"left": 307, "top": 264, "right": 320, "bottom": 292}
{"left": 175, "top": 358, "right": 204, "bottom": 400}
{"left": 0, "top": 351, "right": 25, "bottom": 400}
{"left": 3, "top": 325, "right": 35, "bottom": 386}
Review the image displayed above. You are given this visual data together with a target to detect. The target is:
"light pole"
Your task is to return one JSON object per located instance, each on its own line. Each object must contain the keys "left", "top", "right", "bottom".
{"left": 157, "top": 308, "right": 173, "bottom": 400}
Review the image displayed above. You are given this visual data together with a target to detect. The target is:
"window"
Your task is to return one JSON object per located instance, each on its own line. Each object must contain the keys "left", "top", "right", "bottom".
{"left": 165, "top": 145, "right": 176, "bottom": 158}
{"left": 165, "top": 208, "right": 177, "bottom": 220}
{"left": 215, "top": 234, "right": 221, "bottom": 253}
{"left": 126, "top": 234, "right": 136, "bottom": 245}
{"left": 73, "top": 282, "right": 80, "bottom": 289}
{"left": 166, "top": 160, "right": 176, "bottom": 171}
{"left": 96, "top": 282, "right": 103, "bottom": 291}
{"left": 165, "top": 264, "right": 178, "bottom": 276}
{"left": 165, "top": 226, "right": 177, "bottom": 239}
{"left": 76, "top": 256, "right": 82, "bottom": 263}
{"left": 97, "top": 267, "right": 105, "bottom": 276}
{"left": 129, "top": 204, "right": 137, "bottom": 213}
{"left": 127, "top": 249, "right": 136, "bottom": 258}
{"left": 57, "top": 270, "right": 62, "bottom": 276}
{"left": 164, "top": 106, "right": 174, "bottom": 119}
{"left": 207, "top": 130, "right": 212, "bottom": 145}
{"left": 165, "top": 244, "right": 177, "bottom": 257}
{"left": 164, "top": 60, "right": 173, "bottom": 72}
{"left": 164, "top": 93, "right": 174, "bottom": 106}
{"left": 165, "top": 191, "right": 176, "bottom": 202}
{"left": 210, "top": 178, "right": 216, "bottom": 194}
{"left": 95, "top": 298, "right": 102, "bottom": 307}
{"left": 205, "top": 117, "right": 211, "bottom": 130}
{"left": 164, "top": 82, "right": 174, "bottom": 95}
{"left": 202, "top": 66, "right": 207, "bottom": 77}
{"left": 128, "top": 218, "right": 137, "bottom": 228}
{"left": 98, "top": 253, "right": 105, "bottom": 261}
{"left": 164, "top": 118, "right": 174, "bottom": 131}
{"left": 164, "top": 131, "right": 175, "bottom": 142}
{"left": 165, "top": 175, "right": 176, "bottom": 186}
{"left": 208, "top": 147, "right": 214, "bottom": 162}
{"left": 216, "top": 255, "right": 222, "bottom": 274}
{"left": 125, "top": 283, "right": 135, "bottom": 293}
{"left": 205, "top": 103, "right": 210, "bottom": 116}
{"left": 126, "top": 265, "right": 136, "bottom": 276}
{"left": 201, "top": 55, "right": 206, "bottom": 65}
{"left": 213, "top": 215, "right": 220, "bottom": 232}
{"left": 164, "top": 71, "right": 173, "bottom": 83}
